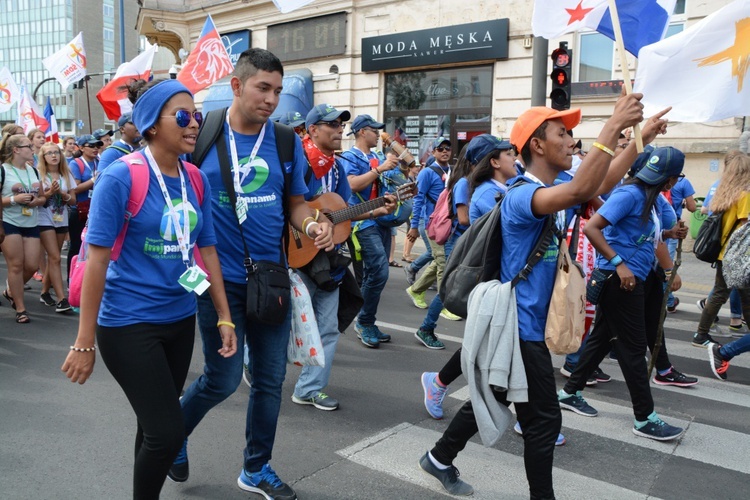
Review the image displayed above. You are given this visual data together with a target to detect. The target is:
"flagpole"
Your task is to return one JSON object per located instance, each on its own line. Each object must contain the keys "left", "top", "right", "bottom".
{"left": 607, "top": 0, "right": 644, "bottom": 153}
{"left": 83, "top": 77, "right": 93, "bottom": 134}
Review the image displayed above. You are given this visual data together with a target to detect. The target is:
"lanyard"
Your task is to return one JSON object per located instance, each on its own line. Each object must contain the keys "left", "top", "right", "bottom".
{"left": 80, "top": 157, "right": 96, "bottom": 178}
{"left": 143, "top": 147, "right": 191, "bottom": 268}
{"left": 11, "top": 165, "right": 33, "bottom": 192}
{"left": 523, "top": 172, "right": 566, "bottom": 233}
{"left": 226, "top": 113, "right": 265, "bottom": 193}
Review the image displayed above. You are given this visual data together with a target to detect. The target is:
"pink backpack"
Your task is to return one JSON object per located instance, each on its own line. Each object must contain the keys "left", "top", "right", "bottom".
{"left": 426, "top": 188, "right": 454, "bottom": 245}
{"left": 68, "top": 152, "right": 205, "bottom": 307}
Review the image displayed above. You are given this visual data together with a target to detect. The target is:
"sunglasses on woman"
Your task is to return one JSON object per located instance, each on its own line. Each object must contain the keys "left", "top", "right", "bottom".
{"left": 161, "top": 110, "right": 203, "bottom": 128}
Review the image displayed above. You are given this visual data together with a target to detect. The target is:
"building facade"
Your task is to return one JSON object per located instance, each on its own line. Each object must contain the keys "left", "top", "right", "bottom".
{"left": 137, "top": 0, "right": 739, "bottom": 197}
{"left": 0, "top": 0, "right": 141, "bottom": 135}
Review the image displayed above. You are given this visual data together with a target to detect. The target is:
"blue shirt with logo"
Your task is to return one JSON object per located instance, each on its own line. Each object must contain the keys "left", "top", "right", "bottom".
{"left": 86, "top": 159, "right": 216, "bottom": 327}
{"left": 199, "top": 120, "right": 308, "bottom": 284}
{"left": 99, "top": 140, "right": 136, "bottom": 172}
{"left": 469, "top": 179, "right": 506, "bottom": 223}
{"left": 500, "top": 178, "right": 560, "bottom": 342}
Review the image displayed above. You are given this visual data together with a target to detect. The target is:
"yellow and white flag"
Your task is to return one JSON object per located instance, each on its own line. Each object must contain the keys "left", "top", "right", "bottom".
{"left": 42, "top": 32, "right": 87, "bottom": 90}
{"left": 634, "top": 0, "right": 750, "bottom": 122}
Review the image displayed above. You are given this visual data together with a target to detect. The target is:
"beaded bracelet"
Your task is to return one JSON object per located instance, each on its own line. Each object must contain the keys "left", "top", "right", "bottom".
{"left": 216, "top": 320, "right": 235, "bottom": 329}
{"left": 591, "top": 142, "right": 615, "bottom": 157}
{"left": 70, "top": 345, "right": 96, "bottom": 352}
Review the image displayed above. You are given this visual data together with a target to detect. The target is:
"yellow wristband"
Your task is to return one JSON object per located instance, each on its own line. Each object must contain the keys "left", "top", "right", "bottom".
{"left": 591, "top": 142, "right": 615, "bottom": 157}
{"left": 216, "top": 320, "right": 235, "bottom": 329}
{"left": 301, "top": 217, "right": 315, "bottom": 234}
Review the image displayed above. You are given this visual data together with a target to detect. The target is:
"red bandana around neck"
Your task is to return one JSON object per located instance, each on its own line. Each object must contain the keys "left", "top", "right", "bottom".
{"left": 303, "top": 135, "right": 335, "bottom": 179}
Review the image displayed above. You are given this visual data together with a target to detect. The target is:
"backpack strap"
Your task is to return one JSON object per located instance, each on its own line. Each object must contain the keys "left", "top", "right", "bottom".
{"left": 107, "top": 144, "right": 132, "bottom": 155}
{"left": 1, "top": 164, "right": 5, "bottom": 189}
{"left": 110, "top": 152, "right": 150, "bottom": 260}
{"left": 192, "top": 107, "right": 228, "bottom": 168}
{"left": 510, "top": 214, "right": 557, "bottom": 287}
{"left": 71, "top": 158, "right": 85, "bottom": 178}
{"left": 273, "top": 121, "right": 296, "bottom": 257}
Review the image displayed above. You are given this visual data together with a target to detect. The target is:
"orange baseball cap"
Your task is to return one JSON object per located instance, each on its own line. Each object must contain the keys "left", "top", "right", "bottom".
{"left": 510, "top": 107, "right": 582, "bottom": 151}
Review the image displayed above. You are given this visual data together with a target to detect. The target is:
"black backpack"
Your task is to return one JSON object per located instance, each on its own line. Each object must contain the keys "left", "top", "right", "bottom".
{"left": 693, "top": 211, "right": 724, "bottom": 264}
{"left": 440, "top": 181, "right": 557, "bottom": 318}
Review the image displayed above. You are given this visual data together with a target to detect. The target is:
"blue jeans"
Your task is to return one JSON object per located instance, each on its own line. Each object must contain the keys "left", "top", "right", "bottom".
{"left": 410, "top": 221, "right": 433, "bottom": 273}
{"left": 357, "top": 224, "right": 391, "bottom": 325}
{"left": 721, "top": 332, "right": 750, "bottom": 360}
{"left": 708, "top": 288, "right": 743, "bottom": 319}
{"left": 181, "top": 281, "right": 290, "bottom": 473}
{"left": 564, "top": 334, "right": 589, "bottom": 367}
{"left": 293, "top": 271, "right": 340, "bottom": 399}
{"left": 421, "top": 233, "right": 457, "bottom": 330}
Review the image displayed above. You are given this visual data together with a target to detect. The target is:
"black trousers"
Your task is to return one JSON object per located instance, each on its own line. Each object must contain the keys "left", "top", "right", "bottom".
{"left": 431, "top": 341, "right": 561, "bottom": 500}
{"left": 564, "top": 271, "right": 666, "bottom": 420}
{"left": 97, "top": 316, "right": 195, "bottom": 500}
{"left": 438, "top": 348, "right": 462, "bottom": 386}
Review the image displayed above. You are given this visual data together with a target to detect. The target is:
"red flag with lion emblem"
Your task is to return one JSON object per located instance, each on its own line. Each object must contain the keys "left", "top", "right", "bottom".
{"left": 177, "top": 15, "right": 234, "bottom": 94}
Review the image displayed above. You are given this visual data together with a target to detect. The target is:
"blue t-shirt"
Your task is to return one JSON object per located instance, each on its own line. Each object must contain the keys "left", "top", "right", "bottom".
{"left": 99, "top": 140, "right": 136, "bottom": 172}
{"left": 704, "top": 180, "right": 720, "bottom": 215}
{"left": 70, "top": 157, "right": 97, "bottom": 203}
{"left": 501, "top": 179, "right": 560, "bottom": 342}
{"left": 339, "top": 147, "right": 386, "bottom": 231}
{"left": 452, "top": 177, "right": 470, "bottom": 235}
{"left": 669, "top": 176, "right": 695, "bottom": 219}
{"left": 200, "top": 120, "right": 308, "bottom": 284}
{"left": 86, "top": 159, "right": 216, "bottom": 327}
{"left": 470, "top": 180, "right": 506, "bottom": 223}
{"left": 410, "top": 164, "right": 448, "bottom": 228}
{"left": 596, "top": 183, "right": 672, "bottom": 280}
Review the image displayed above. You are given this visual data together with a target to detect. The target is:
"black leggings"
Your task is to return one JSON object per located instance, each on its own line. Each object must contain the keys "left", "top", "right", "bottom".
{"left": 97, "top": 316, "right": 195, "bottom": 500}
{"left": 438, "top": 348, "right": 462, "bottom": 386}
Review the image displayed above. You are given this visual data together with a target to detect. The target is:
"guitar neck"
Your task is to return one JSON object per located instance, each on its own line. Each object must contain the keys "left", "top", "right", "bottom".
{"left": 329, "top": 197, "right": 386, "bottom": 225}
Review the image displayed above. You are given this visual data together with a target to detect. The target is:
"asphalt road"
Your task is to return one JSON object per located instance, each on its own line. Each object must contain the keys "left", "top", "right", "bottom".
{"left": 1, "top": 246, "right": 749, "bottom": 500}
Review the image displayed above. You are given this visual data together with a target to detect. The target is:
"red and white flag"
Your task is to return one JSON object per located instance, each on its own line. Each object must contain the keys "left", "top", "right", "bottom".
{"left": 16, "top": 81, "right": 49, "bottom": 134}
{"left": 42, "top": 32, "right": 87, "bottom": 89}
{"left": 96, "top": 43, "right": 157, "bottom": 120}
{"left": 0, "top": 66, "right": 21, "bottom": 113}
{"left": 177, "top": 15, "right": 234, "bottom": 94}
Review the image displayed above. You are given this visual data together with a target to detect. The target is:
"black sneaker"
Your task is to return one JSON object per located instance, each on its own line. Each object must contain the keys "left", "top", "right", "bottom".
{"left": 415, "top": 328, "right": 445, "bottom": 350}
{"left": 633, "top": 413, "right": 684, "bottom": 441}
{"left": 418, "top": 452, "right": 474, "bottom": 496}
{"left": 692, "top": 332, "right": 720, "bottom": 347}
{"left": 237, "top": 464, "right": 297, "bottom": 500}
{"left": 592, "top": 367, "right": 611, "bottom": 383}
{"left": 167, "top": 439, "right": 189, "bottom": 482}
{"left": 291, "top": 392, "right": 339, "bottom": 411}
{"left": 55, "top": 298, "right": 72, "bottom": 313}
{"left": 559, "top": 363, "right": 597, "bottom": 386}
{"left": 653, "top": 368, "right": 698, "bottom": 387}
{"left": 40, "top": 292, "right": 55, "bottom": 306}
{"left": 708, "top": 343, "right": 730, "bottom": 380}
{"left": 558, "top": 390, "right": 598, "bottom": 417}
{"left": 666, "top": 296, "right": 680, "bottom": 313}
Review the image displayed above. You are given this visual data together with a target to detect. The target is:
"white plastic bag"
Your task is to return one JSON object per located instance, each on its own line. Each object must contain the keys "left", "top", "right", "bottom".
{"left": 287, "top": 270, "right": 326, "bottom": 367}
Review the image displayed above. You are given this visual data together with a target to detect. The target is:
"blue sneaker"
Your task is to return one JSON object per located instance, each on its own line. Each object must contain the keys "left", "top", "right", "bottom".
{"left": 237, "top": 464, "right": 297, "bottom": 500}
{"left": 354, "top": 322, "right": 380, "bottom": 348}
{"left": 167, "top": 438, "right": 189, "bottom": 482}
{"left": 421, "top": 372, "right": 448, "bottom": 419}
{"left": 513, "top": 421, "right": 566, "bottom": 446}
{"left": 558, "top": 390, "right": 598, "bottom": 417}
{"left": 633, "top": 412, "right": 684, "bottom": 441}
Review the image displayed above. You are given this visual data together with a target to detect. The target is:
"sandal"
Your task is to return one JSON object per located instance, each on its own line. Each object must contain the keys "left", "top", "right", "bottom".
{"left": 15, "top": 311, "right": 30, "bottom": 323}
{"left": 401, "top": 256, "right": 414, "bottom": 263}
{"left": 389, "top": 260, "right": 403, "bottom": 268}
{"left": 3, "top": 289, "right": 15, "bottom": 310}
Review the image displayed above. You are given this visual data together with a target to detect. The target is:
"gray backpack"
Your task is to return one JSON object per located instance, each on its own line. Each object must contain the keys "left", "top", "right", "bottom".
{"left": 722, "top": 222, "right": 750, "bottom": 288}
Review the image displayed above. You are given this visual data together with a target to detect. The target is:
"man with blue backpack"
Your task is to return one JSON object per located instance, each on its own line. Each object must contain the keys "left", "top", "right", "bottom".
{"left": 340, "top": 114, "right": 404, "bottom": 348}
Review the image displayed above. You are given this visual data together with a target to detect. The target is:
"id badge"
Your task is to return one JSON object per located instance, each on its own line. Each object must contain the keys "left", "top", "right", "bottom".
{"left": 235, "top": 197, "right": 248, "bottom": 224}
{"left": 178, "top": 265, "right": 211, "bottom": 295}
{"left": 88, "top": 190, "right": 94, "bottom": 198}
{"left": 21, "top": 206, "right": 32, "bottom": 216}
{"left": 52, "top": 213, "right": 63, "bottom": 222}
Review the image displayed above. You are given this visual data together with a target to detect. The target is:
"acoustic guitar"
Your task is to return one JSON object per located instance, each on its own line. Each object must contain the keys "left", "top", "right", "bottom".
{"left": 287, "top": 182, "right": 417, "bottom": 269}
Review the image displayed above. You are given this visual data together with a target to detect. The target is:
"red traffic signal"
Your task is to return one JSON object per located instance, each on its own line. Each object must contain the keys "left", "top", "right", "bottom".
{"left": 549, "top": 43, "right": 572, "bottom": 111}
{"left": 551, "top": 68, "right": 569, "bottom": 86}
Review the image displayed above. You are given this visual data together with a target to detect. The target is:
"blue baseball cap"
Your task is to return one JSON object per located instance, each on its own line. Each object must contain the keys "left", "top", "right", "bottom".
{"left": 305, "top": 104, "right": 351, "bottom": 130}
{"left": 432, "top": 137, "right": 451, "bottom": 150}
{"left": 347, "top": 114, "right": 385, "bottom": 136}
{"left": 93, "top": 128, "right": 114, "bottom": 140}
{"left": 635, "top": 146, "right": 685, "bottom": 185}
{"left": 465, "top": 134, "right": 513, "bottom": 165}
{"left": 278, "top": 111, "right": 305, "bottom": 128}
{"left": 76, "top": 134, "right": 103, "bottom": 148}
{"left": 117, "top": 113, "right": 133, "bottom": 128}
{"left": 627, "top": 144, "right": 655, "bottom": 178}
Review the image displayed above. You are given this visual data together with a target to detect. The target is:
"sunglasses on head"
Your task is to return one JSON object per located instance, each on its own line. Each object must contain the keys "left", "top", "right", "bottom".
{"left": 435, "top": 146, "right": 451, "bottom": 152}
{"left": 161, "top": 110, "right": 203, "bottom": 128}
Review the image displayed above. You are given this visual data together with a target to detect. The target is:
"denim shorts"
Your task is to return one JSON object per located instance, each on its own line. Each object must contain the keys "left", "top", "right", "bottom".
{"left": 2, "top": 221, "right": 40, "bottom": 238}
{"left": 38, "top": 225, "right": 69, "bottom": 235}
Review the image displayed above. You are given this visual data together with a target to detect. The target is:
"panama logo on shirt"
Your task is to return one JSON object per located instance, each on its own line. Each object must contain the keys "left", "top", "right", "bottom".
{"left": 142, "top": 199, "right": 198, "bottom": 259}
{"left": 238, "top": 154, "right": 270, "bottom": 194}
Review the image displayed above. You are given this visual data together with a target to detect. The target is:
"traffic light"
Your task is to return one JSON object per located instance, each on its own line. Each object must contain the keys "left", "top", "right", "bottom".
{"left": 550, "top": 42, "right": 572, "bottom": 111}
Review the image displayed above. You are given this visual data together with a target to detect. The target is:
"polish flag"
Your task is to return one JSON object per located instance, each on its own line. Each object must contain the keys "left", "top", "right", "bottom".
{"left": 17, "top": 81, "right": 49, "bottom": 134}
{"left": 96, "top": 43, "right": 157, "bottom": 120}
{"left": 43, "top": 97, "right": 59, "bottom": 143}
{"left": 177, "top": 15, "right": 234, "bottom": 94}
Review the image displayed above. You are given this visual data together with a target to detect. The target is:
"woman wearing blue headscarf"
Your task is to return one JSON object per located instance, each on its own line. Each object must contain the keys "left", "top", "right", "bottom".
{"left": 62, "top": 80, "right": 236, "bottom": 499}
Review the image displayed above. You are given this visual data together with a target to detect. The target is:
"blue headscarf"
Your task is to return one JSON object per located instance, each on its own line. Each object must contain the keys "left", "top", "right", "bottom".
{"left": 132, "top": 80, "right": 193, "bottom": 136}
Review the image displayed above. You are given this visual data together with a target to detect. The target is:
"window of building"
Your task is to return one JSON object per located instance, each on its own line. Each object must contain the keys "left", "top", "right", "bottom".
{"left": 104, "top": 52, "right": 114, "bottom": 68}
{"left": 103, "top": 4, "right": 114, "bottom": 17}
{"left": 103, "top": 28, "right": 114, "bottom": 41}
